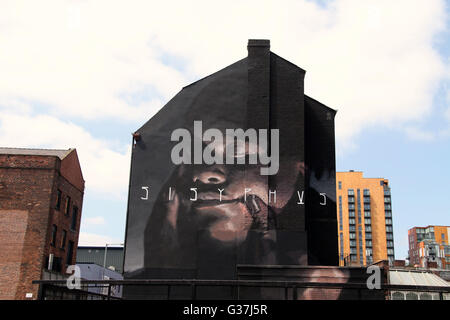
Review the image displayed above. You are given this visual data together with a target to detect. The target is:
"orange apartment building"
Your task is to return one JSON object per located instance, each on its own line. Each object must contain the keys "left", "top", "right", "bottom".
{"left": 408, "top": 225, "right": 450, "bottom": 270}
{"left": 336, "top": 171, "right": 395, "bottom": 266}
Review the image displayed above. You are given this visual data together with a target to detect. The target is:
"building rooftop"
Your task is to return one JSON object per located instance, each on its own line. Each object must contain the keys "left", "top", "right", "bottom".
{"left": 410, "top": 225, "right": 450, "bottom": 229}
{"left": 389, "top": 269, "right": 450, "bottom": 287}
{"left": 0, "top": 147, "right": 74, "bottom": 160}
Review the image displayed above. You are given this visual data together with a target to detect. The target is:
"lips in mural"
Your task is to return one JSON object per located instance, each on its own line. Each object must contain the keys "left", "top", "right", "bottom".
{"left": 188, "top": 191, "right": 272, "bottom": 243}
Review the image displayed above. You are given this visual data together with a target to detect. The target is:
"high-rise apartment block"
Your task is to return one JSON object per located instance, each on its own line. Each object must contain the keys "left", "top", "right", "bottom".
{"left": 408, "top": 225, "right": 450, "bottom": 269}
{"left": 336, "top": 171, "right": 395, "bottom": 266}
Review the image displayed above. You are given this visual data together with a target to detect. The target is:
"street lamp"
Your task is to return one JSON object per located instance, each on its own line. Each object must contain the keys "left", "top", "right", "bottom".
{"left": 102, "top": 243, "right": 124, "bottom": 277}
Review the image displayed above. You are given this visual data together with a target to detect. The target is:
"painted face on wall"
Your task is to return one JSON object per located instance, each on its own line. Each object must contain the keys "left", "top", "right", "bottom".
{"left": 141, "top": 58, "right": 310, "bottom": 271}
{"left": 153, "top": 133, "right": 304, "bottom": 246}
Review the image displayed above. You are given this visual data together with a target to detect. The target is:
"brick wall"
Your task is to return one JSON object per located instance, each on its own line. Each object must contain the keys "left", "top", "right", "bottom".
{"left": 44, "top": 171, "right": 84, "bottom": 273}
{"left": 0, "top": 152, "right": 84, "bottom": 300}
{"left": 0, "top": 210, "right": 28, "bottom": 299}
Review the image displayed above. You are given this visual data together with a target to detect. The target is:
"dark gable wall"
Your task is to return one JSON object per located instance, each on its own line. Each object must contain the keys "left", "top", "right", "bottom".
{"left": 305, "top": 96, "right": 338, "bottom": 266}
{"left": 123, "top": 42, "right": 338, "bottom": 287}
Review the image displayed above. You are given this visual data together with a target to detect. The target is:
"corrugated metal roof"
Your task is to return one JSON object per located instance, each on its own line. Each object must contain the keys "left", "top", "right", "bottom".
{"left": 389, "top": 270, "right": 450, "bottom": 287}
{"left": 0, "top": 147, "right": 73, "bottom": 159}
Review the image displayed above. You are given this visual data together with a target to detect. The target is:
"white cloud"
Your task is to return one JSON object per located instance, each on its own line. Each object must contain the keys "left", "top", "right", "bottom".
{"left": 81, "top": 216, "right": 106, "bottom": 227}
{"left": 446, "top": 90, "right": 450, "bottom": 122}
{"left": 0, "top": 0, "right": 447, "bottom": 146}
{"left": 0, "top": 112, "right": 130, "bottom": 198}
{"left": 404, "top": 126, "right": 435, "bottom": 142}
{"left": 78, "top": 232, "right": 123, "bottom": 246}
{"left": 0, "top": 0, "right": 448, "bottom": 198}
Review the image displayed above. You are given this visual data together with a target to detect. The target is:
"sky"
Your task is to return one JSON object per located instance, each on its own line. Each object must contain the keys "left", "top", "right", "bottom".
{"left": 0, "top": 0, "right": 449, "bottom": 260}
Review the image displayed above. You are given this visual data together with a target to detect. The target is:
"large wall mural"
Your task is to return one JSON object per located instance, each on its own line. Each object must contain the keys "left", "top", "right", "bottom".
{"left": 123, "top": 40, "right": 338, "bottom": 289}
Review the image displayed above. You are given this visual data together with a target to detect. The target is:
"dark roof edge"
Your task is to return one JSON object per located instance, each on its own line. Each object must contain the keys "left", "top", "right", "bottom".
{"left": 305, "top": 94, "right": 337, "bottom": 113}
{"left": 270, "top": 52, "right": 306, "bottom": 74}
{"left": 134, "top": 58, "right": 248, "bottom": 134}
{"left": 182, "top": 57, "right": 248, "bottom": 90}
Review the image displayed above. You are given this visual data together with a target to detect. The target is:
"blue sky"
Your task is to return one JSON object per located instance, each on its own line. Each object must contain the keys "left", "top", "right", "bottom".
{"left": 0, "top": 0, "right": 449, "bottom": 260}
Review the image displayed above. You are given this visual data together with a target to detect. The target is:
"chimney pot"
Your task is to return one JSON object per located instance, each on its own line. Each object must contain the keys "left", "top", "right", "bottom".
{"left": 247, "top": 39, "right": 270, "bottom": 48}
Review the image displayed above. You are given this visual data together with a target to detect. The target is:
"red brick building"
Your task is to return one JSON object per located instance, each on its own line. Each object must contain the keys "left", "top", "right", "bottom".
{"left": 0, "top": 148, "right": 84, "bottom": 300}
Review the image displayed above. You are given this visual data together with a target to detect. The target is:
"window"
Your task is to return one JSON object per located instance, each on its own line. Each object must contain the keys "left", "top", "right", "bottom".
{"left": 364, "top": 204, "right": 371, "bottom": 210}
{"left": 338, "top": 181, "right": 342, "bottom": 190}
{"left": 420, "top": 293, "right": 432, "bottom": 300}
{"left": 349, "top": 233, "right": 356, "bottom": 239}
{"left": 387, "top": 241, "right": 394, "bottom": 247}
{"left": 387, "top": 248, "right": 394, "bottom": 255}
{"left": 47, "top": 256, "right": 62, "bottom": 272}
{"left": 385, "top": 211, "right": 392, "bottom": 217}
{"left": 60, "top": 230, "right": 67, "bottom": 249}
{"left": 349, "top": 219, "right": 356, "bottom": 225}
{"left": 65, "top": 196, "right": 71, "bottom": 215}
{"left": 350, "top": 248, "right": 357, "bottom": 254}
{"left": 386, "top": 233, "right": 393, "bottom": 240}
{"left": 385, "top": 204, "right": 391, "bottom": 210}
{"left": 405, "top": 293, "right": 418, "bottom": 300}
{"left": 384, "top": 197, "right": 391, "bottom": 203}
{"left": 356, "top": 190, "right": 362, "bottom": 224}
{"left": 386, "top": 218, "right": 392, "bottom": 225}
{"left": 386, "top": 226, "right": 393, "bottom": 232}
{"left": 364, "top": 211, "right": 371, "bottom": 218}
{"left": 350, "top": 240, "right": 356, "bottom": 247}
{"left": 366, "top": 240, "right": 372, "bottom": 247}
{"left": 363, "top": 189, "right": 370, "bottom": 196}
{"left": 51, "top": 225, "right": 57, "bottom": 246}
{"left": 348, "top": 197, "right": 355, "bottom": 203}
{"left": 348, "top": 204, "right": 355, "bottom": 210}
{"left": 349, "top": 226, "right": 356, "bottom": 232}
{"left": 55, "top": 190, "right": 62, "bottom": 210}
{"left": 71, "top": 206, "right": 78, "bottom": 230}
{"left": 348, "top": 189, "right": 354, "bottom": 196}
{"left": 66, "top": 241, "right": 74, "bottom": 265}
{"left": 365, "top": 225, "right": 372, "bottom": 232}
{"left": 363, "top": 196, "right": 370, "bottom": 203}
{"left": 392, "top": 291, "right": 406, "bottom": 300}
{"left": 365, "top": 233, "right": 372, "bottom": 240}
{"left": 349, "top": 211, "right": 355, "bottom": 217}
{"left": 364, "top": 218, "right": 371, "bottom": 225}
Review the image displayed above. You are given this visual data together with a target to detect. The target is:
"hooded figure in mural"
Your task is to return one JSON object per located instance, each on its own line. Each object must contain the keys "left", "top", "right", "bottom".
{"left": 139, "top": 58, "right": 326, "bottom": 279}
{"left": 125, "top": 42, "right": 340, "bottom": 296}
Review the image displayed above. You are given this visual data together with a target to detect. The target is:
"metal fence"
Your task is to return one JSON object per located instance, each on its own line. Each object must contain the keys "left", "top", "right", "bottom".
{"left": 32, "top": 279, "right": 450, "bottom": 300}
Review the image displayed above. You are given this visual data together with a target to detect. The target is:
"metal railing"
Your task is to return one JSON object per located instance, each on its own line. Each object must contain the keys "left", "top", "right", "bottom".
{"left": 32, "top": 279, "right": 450, "bottom": 300}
